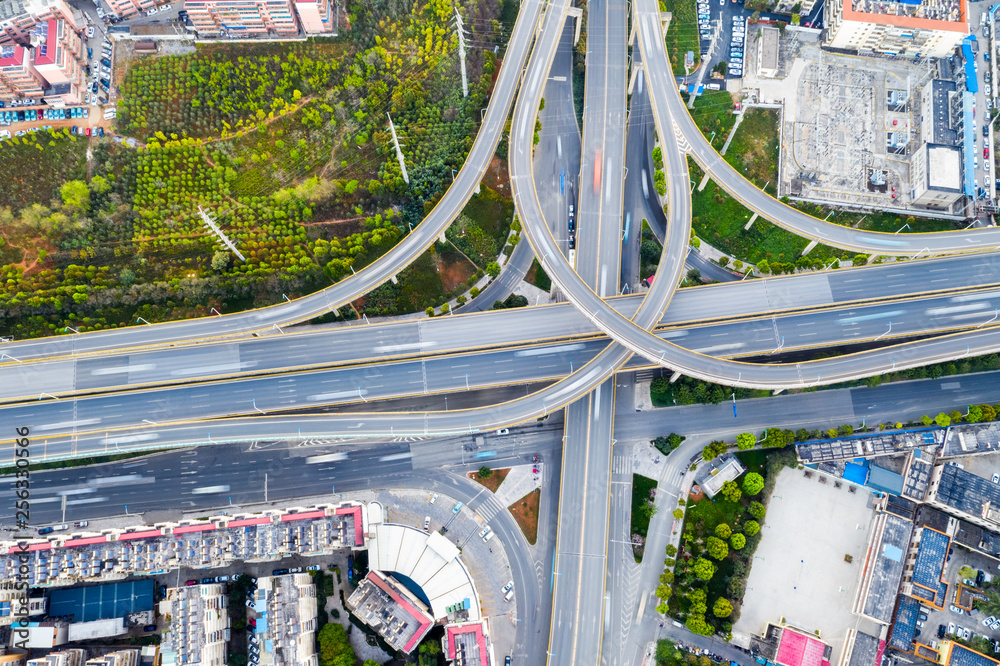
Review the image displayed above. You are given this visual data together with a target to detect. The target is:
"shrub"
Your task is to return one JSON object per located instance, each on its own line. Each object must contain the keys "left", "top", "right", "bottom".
{"left": 715, "top": 523, "right": 732, "bottom": 539}
{"left": 748, "top": 501, "right": 765, "bottom": 520}
{"left": 745, "top": 520, "right": 760, "bottom": 536}
{"left": 713, "top": 598, "right": 733, "bottom": 618}
{"left": 736, "top": 432, "right": 756, "bottom": 450}
{"left": 730, "top": 533, "right": 746, "bottom": 549}
{"left": 742, "top": 472, "right": 764, "bottom": 496}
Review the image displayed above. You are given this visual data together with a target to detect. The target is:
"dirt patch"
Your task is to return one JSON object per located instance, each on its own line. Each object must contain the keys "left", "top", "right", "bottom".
{"left": 481, "top": 156, "right": 510, "bottom": 196}
{"left": 508, "top": 489, "right": 540, "bottom": 545}
{"left": 468, "top": 467, "right": 510, "bottom": 494}
{"left": 435, "top": 250, "right": 476, "bottom": 293}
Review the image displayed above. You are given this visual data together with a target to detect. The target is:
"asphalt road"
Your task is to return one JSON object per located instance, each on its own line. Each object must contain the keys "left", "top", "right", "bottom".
{"left": 5, "top": 251, "right": 1000, "bottom": 402}
{"left": 0, "top": 0, "right": 545, "bottom": 361}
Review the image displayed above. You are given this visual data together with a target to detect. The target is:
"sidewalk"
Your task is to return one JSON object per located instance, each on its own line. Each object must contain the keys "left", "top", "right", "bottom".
{"left": 494, "top": 463, "right": 542, "bottom": 507}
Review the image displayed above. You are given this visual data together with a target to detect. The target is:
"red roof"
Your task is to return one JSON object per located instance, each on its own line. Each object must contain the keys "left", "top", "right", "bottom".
{"left": 227, "top": 517, "right": 272, "bottom": 527}
{"left": 5, "top": 542, "right": 52, "bottom": 554}
{"left": 32, "top": 20, "right": 57, "bottom": 66}
{"left": 280, "top": 510, "right": 326, "bottom": 522}
{"left": 117, "top": 529, "right": 162, "bottom": 541}
{"left": 776, "top": 628, "right": 827, "bottom": 666}
{"left": 64, "top": 536, "right": 108, "bottom": 547}
{"left": 445, "top": 623, "right": 489, "bottom": 664}
{"left": 335, "top": 506, "right": 364, "bottom": 545}
{"left": 366, "top": 572, "right": 433, "bottom": 652}
{"left": 173, "top": 524, "right": 218, "bottom": 534}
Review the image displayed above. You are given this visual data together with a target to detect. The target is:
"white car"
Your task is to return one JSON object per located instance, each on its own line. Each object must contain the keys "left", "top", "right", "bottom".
{"left": 87, "top": 26, "right": 95, "bottom": 38}
{"left": 983, "top": 616, "right": 997, "bottom": 628}
{"left": 160, "top": 2, "right": 171, "bottom": 8}
{"left": 993, "top": 473, "right": 999, "bottom": 483}
{"left": 951, "top": 605, "right": 965, "bottom": 614}
{"left": 146, "top": 6, "right": 157, "bottom": 13}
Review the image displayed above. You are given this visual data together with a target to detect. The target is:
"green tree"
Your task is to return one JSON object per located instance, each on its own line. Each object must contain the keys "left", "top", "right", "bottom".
{"left": 317, "top": 623, "right": 355, "bottom": 666}
{"left": 980, "top": 404, "right": 997, "bottom": 422}
{"left": 748, "top": 501, "right": 765, "bottom": 520}
{"left": 730, "top": 533, "right": 746, "bottom": 550}
{"left": 486, "top": 261, "right": 501, "bottom": 278}
{"left": 921, "top": 415, "right": 933, "bottom": 426}
{"left": 959, "top": 565, "right": 977, "bottom": 580}
{"left": 211, "top": 250, "right": 230, "bottom": 271}
{"left": 60, "top": 180, "right": 90, "bottom": 212}
{"left": 685, "top": 614, "right": 714, "bottom": 636}
{"left": 692, "top": 558, "right": 716, "bottom": 580}
{"left": 713, "top": 597, "right": 733, "bottom": 618}
{"left": 742, "top": 472, "right": 764, "bottom": 496}
{"left": 715, "top": 523, "right": 732, "bottom": 539}
{"left": 935, "top": 412, "right": 951, "bottom": 427}
{"left": 736, "top": 432, "right": 755, "bottom": 450}
{"left": 89, "top": 175, "right": 111, "bottom": 195}
{"left": 720, "top": 480, "right": 741, "bottom": 503}
{"left": 706, "top": 536, "right": 729, "bottom": 560}
{"left": 967, "top": 405, "right": 984, "bottom": 423}
{"left": 478, "top": 466, "right": 493, "bottom": 479}
{"left": 745, "top": 520, "right": 760, "bottom": 536}
{"left": 672, "top": 508, "right": 684, "bottom": 520}
{"left": 665, "top": 544, "right": 678, "bottom": 557}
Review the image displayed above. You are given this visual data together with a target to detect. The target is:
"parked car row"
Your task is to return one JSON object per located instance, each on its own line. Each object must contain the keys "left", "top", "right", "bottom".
{"left": 729, "top": 16, "right": 744, "bottom": 77}
{"left": 698, "top": 2, "right": 712, "bottom": 41}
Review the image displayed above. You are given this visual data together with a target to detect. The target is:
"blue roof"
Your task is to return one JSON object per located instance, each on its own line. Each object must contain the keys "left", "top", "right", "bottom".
{"left": 883, "top": 544, "right": 903, "bottom": 562}
{"left": 255, "top": 616, "right": 268, "bottom": 634}
{"left": 889, "top": 596, "right": 921, "bottom": 650}
{"left": 912, "top": 529, "right": 950, "bottom": 605}
{"left": 867, "top": 465, "right": 905, "bottom": 496}
{"left": 49, "top": 580, "right": 154, "bottom": 622}
{"left": 948, "top": 643, "right": 998, "bottom": 666}
{"left": 962, "top": 91, "right": 976, "bottom": 196}
{"left": 843, "top": 462, "right": 869, "bottom": 486}
{"left": 265, "top": 640, "right": 274, "bottom": 653}
{"left": 964, "top": 39, "right": 979, "bottom": 93}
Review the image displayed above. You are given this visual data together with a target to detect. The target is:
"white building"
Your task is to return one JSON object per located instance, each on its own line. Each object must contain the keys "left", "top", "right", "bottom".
{"left": 249, "top": 574, "right": 319, "bottom": 666}
{"left": 824, "top": 0, "right": 968, "bottom": 58}
{"left": 159, "top": 584, "right": 229, "bottom": 666}
{"left": 909, "top": 143, "right": 964, "bottom": 210}
{"left": 757, "top": 26, "right": 780, "bottom": 78}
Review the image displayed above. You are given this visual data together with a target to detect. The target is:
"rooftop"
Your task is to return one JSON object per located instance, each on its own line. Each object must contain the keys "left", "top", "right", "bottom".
{"left": 933, "top": 464, "right": 1000, "bottom": 529}
{"left": 49, "top": 580, "right": 154, "bottom": 622}
{"left": 846, "top": 632, "right": 881, "bottom": 666}
{"left": 444, "top": 621, "right": 490, "bottom": 666}
{"left": 775, "top": 627, "right": 829, "bottom": 666}
{"left": 926, "top": 79, "right": 958, "bottom": 146}
{"left": 941, "top": 421, "right": 1000, "bottom": 457}
{"left": 797, "top": 428, "right": 943, "bottom": 464}
{"left": 945, "top": 642, "right": 1000, "bottom": 666}
{"left": 888, "top": 595, "right": 921, "bottom": 650}
{"left": 845, "top": 0, "right": 967, "bottom": 30}
{"left": 347, "top": 571, "right": 434, "bottom": 654}
{"left": 860, "top": 513, "right": 912, "bottom": 624}
{"left": 695, "top": 454, "right": 746, "bottom": 498}
{"left": 926, "top": 145, "right": 963, "bottom": 192}
{"left": 911, "top": 527, "right": 950, "bottom": 606}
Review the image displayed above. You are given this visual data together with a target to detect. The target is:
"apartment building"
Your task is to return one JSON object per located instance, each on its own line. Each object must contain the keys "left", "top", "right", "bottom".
{"left": 32, "top": 18, "right": 85, "bottom": 105}
{"left": 104, "top": 0, "right": 154, "bottom": 21}
{"left": 0, "top": 585, "right": 46, "bottom": 628}
{"left": 824, "top": 0, "right": 968, "bottom": 58}
{"left": 291, "top": 0, "right": 331, "bottom": 33}
{"left": 83, "top": 651, "right": 139, "bottom": 666}
{"left": 249, "top": 574, "right": 319, "bottom": 666}
{"left": 184, "top": 0, "right": 299, "bottom": 37}
{"left": 0, "top": 656, "right": 26, "bottom": 666}
{"left": 159, "top": 585, "right": 229, "bottom": 666}
{"left": 0, "top": 0, "right": 80, "bottom": 47}
{"left": 0, "top": 44, "right": 45, "bottom": 98}
{"left": 26, "top": 649, "right": 86, "bottom": 666}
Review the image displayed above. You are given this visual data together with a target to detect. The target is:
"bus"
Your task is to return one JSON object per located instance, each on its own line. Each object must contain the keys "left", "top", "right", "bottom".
{"left": 593, "top": 150, "right": 603, "bottom": 193}
{"left": 622, "top": 212, "right": 631, "bottom": 243}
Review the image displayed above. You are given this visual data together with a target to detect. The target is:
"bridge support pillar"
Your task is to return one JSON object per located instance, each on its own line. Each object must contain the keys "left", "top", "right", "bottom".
{"left": 744, "top": 212, "right": 758, "bottom": 230}
{"left": 391, "top": 274, "right": 399, "bottom": 285}
{"left": 568, "top": 6, "right": 583, "bottom": 45}
{"left": 800, "top": 239, "right": 818, "bottom": 256}
{"left": 439, "top": 232, "right": 448, "bottom": 243}
{"left": 669, "top": 371, "right": 682, "bottom": 383}
{"left": 698, "top": 171, "right": 712, "bottom": 192}
{"left": 772, "top": 389, "right": 784, "bottom": 395}
{"left": 867, "top": 254, "right": 880, "bottom": 264}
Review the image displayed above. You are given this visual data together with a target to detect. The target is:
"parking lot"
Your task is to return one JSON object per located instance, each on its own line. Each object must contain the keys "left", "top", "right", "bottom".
{"left": 693, "top": 0, "right": 802, "bottom": 82}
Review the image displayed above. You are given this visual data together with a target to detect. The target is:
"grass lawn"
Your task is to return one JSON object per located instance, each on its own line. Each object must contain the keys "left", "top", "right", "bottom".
{"left": 525, "top": 258, "right": 551, "bottom": 290}
{"left": 690, "top": 159, "right": 848, "bottom": 265}
{"left": 468, "top": 467, "right": 511, "bottom": 493}
{"left": 448, "top": 186, "right": 515, "bottom": 268}
{"left": 723, "top": 108, "right": 779, "bottom": 196}
{"left": 684, "top": 90, "right": 737, "bottom": 147}
{"left": 0, "top": 449, "right": 156, "bottom": 477}
{"left": 509, "top": 489, "right": 540, "bottom": 545}
{"left": 631, "top": 473, "right": 659, "bottom": 562}
{"left": 662, "top": 0, "right": 700, "bottom": 75}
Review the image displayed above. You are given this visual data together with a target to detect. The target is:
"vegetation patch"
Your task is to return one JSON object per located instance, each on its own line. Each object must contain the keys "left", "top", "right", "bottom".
{"left": 525, "top": 257, "right": 551, "bottom": 291}
{"left": 657, "top": 446, "right": 797, "bottom": 637}
{"left": 446, "top": 187, "right": 515, "bottom": 269}
{"left": 661, "top": 0, "right": 700, "bottom": 75}
{"left": 468, "top": 466, "right": 510, "bottom": 493}
{"left": 640, "top": 218, "right": 662, "bottom": 281}
{"left": 0, "top": 130, "right": 87, "bottom": 213}
{"left": 724, "top": 108, "right": 779, "bottom": 195}
{"left": 509, "top": 488, "right": 540, "bottom": 545}
{"left": 631, "top": 473, "right": 659, "bottom": 561}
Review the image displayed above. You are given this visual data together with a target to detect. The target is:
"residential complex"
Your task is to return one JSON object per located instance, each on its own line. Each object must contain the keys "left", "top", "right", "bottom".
{"left": 82, "top": 651, "right": 139, "bottom": 666}
{"left": 249, "top": 574, "right": 319, "bottom": 666}
{"left": 0, "top": 15, "right": 85, "bottom": 104}
{"left": 184, "top": 0, "right": 299, "bottom": 37}
{"left": 0, "top": 0, "right": 80, "bottom": 47}
{"left": 823, "top": 0, "right": 969, "bottom": 58}
{"left": 103, "top": 0, "right": 153, "bottom": 20}
{"left": 26, "top": 649, "right": 87, "bottom": 666}
{"left": 159, "top": 584, "right": 229, "bottom": 666}
{"left": 0, "top": 44, "right": 44, "bottom": 97}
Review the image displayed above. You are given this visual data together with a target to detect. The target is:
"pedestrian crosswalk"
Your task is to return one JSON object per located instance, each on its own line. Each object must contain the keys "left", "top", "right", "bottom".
{"left": 611, "top": 454, "right": 632, "bottom": 475}
{"left": 475, "top": 494, "right": 505, "bottom": 523}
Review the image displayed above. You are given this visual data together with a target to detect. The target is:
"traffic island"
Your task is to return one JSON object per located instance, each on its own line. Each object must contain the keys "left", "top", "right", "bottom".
{"left": 507, "top": 489, "right": 540, "bottom": 545}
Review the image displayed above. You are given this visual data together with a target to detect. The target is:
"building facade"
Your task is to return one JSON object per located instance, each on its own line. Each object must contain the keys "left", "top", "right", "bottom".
{"left": 83, "top": 651, "right": 139, "bottom": 666}
{"left": 291, "top": 0, "right": 331, "bottom": 33}
{"left": 158, "top": 584, "right": 229, "bottom": 666}
{"left": 250, "top": 574, "right": 319, "bottom": 666}
{"left": 0, "top": 43, "right": 44, "bottom": 98}
{"left": 26, "top": 649, "right": 86, "bottom": 666}
{"left": 909, "top": 143, "right": 964, "bottom": 210}
{"left": 184, "top": 0, "right": 299, "bottom": 37}
{"left": 32, "top": 18, "right": 85, "bottom": 105}
{"left": 103, "top": 0, "right": 154, "bottom": 21}
{"left": 823, "top": 0, "right": 968, "bottom": 58}
{"left": 0, "top": 0, "right": 79, "bottom": 47}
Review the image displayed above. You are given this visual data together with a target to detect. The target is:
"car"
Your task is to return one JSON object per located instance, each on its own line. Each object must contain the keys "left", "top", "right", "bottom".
{"left": 502, "top": 580, "right": 514, "bottom": 593}
{"left": 949, "top": 622, "right": 956, "bottom": 635}
{"left": 496, "top": 428, "right": 509, "bottom": 435}
{"left": 87, "top": 25, "right": 95, "bottom": 38}
{"left": 479, "top": 525, "right": 492, "bottom": 538}
{"left": 84, "top": 127, "right": 91, "bottom": 137}
{"left": 216, "top": 575, "right": 230, "bottom": 582}
{"left": 186, "top": 579, "right": 198, "bottom": 586}
{"left": 98, "top": 126, "right": 104, "bottom": 137}
{"left": 452, "top": 502, "right": 463, "bottom": 514}
{"left": 951, "top": 605, "right": 965, "bottom": 614}
{"left": 147, "top": 5, "right": 157, "bottom": 13}
{"left": 984, "top": 616, "right": 997, "bottom": 627}
{"left": 306, "top": 564, "right": 321, "bottom": 571}
{"left": 200, "top": 577, "right": 214, "bottom": 584}
{"left": 272, "top": 568, "right": 289, "bottom": 575}
{"left": 938, "top": 624, "right": 947, "bottom": 638}
{"left": 505, "top": 658, "right": 511, "bottom": 666}
{"left": 37, "top": 526, "right": 55, "bottom": 535}
{"left": 430, "top": 493, "right": 439, "bottom": 504}
{"left": 143, "top": 624, "right": 157, "bottom": 632}
{"left": 161, "top": 2, "right": 171, "bottom": 8}
{"left": 71, "top": 125, "right": 78, "bottom": 135}
{"left": 74, "top": 520, "right": 89, "bottom": 528}
{"left": 424, "top": 516, "right": 431, "bottom": 531}
{"left": 731, "top": 58, "right": 743, "bottom": 64}
{"left": 92, "top": 82, "right": 98, "bottom": 94}
{"left": 963, "top": 628, "right": 972, "bottom": 640}
{"left": 289, "top": 567, "right": 304, "bottom": 573}
{"left": 160, "top": 584, "right": 167, "bottom": 598}
{"left": 246, "top": 598, "right": 255, "bottom": 607}
{"left": 992, "top": 473, "right": 999, "bottom": 483}
{"left": 101, "top": 58, "right": 111, "bottom": 67}
{"left": 88, "top": 46, "right": 93, "bottom": 58}
{"left": 919, "top": 612, "right": 929, "bottom": 621}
